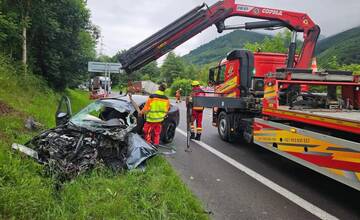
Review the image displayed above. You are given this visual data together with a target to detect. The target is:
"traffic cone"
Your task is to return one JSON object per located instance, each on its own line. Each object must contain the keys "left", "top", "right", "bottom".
{"left": 311, "top": 57, "right": 318, "bottom": 74}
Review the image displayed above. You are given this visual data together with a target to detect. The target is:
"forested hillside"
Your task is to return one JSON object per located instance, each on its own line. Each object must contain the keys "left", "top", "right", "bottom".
{"left": 0, "top": 0, "right": 98, "bottom": 89}
{"left": 316, "top": 26, "right": 360, "bottom": 66}
{"left": 183, "top": 30, "right": 268, "bottom": 65}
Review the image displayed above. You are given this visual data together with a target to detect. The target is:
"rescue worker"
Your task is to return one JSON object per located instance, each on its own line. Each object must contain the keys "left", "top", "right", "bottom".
{"left": 175, "top": 88, "right": 182, "bottom": 103}
{"left": 190, "top": 81, "right": 204, "bottom": 141}
{"left": 139, "top": 84, "right": 170, "bottom": 147}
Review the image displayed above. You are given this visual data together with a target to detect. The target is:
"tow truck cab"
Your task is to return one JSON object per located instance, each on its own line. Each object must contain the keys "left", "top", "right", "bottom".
{"left": 208, "top": 50, "right": 294, "bottom": 140}
{"left": 209, "top": 50, "right": 290, "bottom": 98}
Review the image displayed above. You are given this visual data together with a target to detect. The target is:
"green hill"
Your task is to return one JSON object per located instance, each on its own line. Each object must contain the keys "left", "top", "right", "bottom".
{"left": 316, "top": 26, "right": 360, "bottom": 65}
{"left": 183, "top": 30, "right": 268, "bottom": 65}
{"left": 183, "top": 27, "right": 360, "bottom": 67}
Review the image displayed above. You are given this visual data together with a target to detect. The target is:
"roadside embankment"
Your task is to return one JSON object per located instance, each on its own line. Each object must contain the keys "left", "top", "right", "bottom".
{"left": 0, "top": 55, "right": 208, "bottom": 219}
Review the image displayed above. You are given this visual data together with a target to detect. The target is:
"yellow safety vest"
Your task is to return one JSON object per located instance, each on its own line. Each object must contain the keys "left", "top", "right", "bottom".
{"left": 143, "top": 90, "right": 170, "bottom": 122}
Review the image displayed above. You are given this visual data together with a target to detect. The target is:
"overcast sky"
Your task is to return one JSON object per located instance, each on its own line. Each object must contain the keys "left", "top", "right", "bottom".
{"left": 87, "top": 0, "right": 360, "bottom": 57}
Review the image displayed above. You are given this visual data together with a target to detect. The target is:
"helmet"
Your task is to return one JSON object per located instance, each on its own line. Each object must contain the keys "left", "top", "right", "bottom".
{"left": 191, "top": 81, "right": 200, "bottom": 86}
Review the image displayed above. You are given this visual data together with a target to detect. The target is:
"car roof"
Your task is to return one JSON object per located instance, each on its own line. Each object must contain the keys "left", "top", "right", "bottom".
{"left": 111, "top": 94, "right": 147, "bottom": 104}
{"left": 97, "top": 94, "right": 177, "bottom": 113}
{"left": 98, "top": 95, "right": 147, "bottom": 108}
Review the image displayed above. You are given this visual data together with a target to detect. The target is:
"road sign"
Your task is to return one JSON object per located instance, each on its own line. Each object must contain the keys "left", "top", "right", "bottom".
{"left": 88, "top": 62, "right": 122, "bottom": 73}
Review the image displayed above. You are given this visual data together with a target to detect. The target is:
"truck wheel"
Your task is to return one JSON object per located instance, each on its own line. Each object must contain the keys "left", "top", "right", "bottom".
{"left": 218, "top": 112, "right": 231, "bottom": 142}
{"left": 161, "top": 121, "right": 176, "bottom": 143}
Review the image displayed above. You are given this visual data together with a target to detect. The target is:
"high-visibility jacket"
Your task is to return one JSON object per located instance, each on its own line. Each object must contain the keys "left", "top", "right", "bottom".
{"left": 192, "top": 85, "right": 204, "bottom": 111}
{"left": 142, "top": 90, "right": 170, "bottom": 123}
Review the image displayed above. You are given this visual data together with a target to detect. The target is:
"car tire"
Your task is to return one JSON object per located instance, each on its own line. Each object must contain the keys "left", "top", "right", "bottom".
{"left": 161, "top": 121, "right": 176, "bottom": 143}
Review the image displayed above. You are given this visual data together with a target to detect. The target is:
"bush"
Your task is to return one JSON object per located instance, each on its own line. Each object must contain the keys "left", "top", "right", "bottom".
{"left": 170, "top": 79, "right": 192, "bottom": 97}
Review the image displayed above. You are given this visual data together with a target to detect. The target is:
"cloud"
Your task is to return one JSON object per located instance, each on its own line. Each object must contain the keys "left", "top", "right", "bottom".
{"left": 87, "top": 0, "right": 360, "bottom": 57}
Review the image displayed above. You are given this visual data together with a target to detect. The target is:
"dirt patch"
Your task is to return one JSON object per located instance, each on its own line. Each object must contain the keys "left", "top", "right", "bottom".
{"left": 0, "top": 100, "right": 14, "bottom": 115}
{"left": 0, "top": 131, "right": 10, "bottom": 142}
{"left": 0, "top": 100, "right": 26, "bottom": 118}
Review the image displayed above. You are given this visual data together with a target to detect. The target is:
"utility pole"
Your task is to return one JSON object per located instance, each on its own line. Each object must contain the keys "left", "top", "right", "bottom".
{"left": 99, "top": 36, "right": 105, "bottom": 57}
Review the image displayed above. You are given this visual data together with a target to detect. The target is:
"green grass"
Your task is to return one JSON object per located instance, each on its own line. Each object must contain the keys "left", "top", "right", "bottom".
{"left": 65, "top": 89, "right": 92, "bottom": 113}
{"left": 0, "top": 55, "right": 208, "bottom": 219}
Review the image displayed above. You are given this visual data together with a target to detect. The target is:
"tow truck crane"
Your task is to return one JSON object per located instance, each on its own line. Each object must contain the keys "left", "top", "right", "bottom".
{"left": 118, "top": 0, "right": 360, "bottom": 191}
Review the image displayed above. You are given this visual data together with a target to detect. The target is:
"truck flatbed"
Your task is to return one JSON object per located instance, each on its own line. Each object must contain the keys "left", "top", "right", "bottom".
{"left": 263, "top": 106, "right": 360, "bottom": 135}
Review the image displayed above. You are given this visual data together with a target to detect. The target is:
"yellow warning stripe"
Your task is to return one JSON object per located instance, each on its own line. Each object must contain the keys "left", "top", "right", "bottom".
{"left": 226, "top": 92, "right": 237, "bottom": 97}
{"left": 216, "top": 76, "right": 238, "bottom": 93}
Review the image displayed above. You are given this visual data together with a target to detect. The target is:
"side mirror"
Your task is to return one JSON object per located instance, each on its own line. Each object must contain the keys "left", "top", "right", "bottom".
{"left": 208, "top": 68, "right": 215, "bottom": 85}
{"left": 56, "top": 96, "right": 72, "bottom": 126}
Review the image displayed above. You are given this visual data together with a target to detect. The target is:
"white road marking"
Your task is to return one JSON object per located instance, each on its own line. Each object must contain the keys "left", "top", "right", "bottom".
{"left": 176, "top": 128, "right": 338, "bottom": 220}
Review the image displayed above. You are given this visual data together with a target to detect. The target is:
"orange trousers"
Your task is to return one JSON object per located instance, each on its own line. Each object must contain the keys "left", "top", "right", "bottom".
{"left": 191, "top": 110, "right": 203, "bottom": 134}
{"left": 143, "top": 122, "right": 162, "bottom": 145}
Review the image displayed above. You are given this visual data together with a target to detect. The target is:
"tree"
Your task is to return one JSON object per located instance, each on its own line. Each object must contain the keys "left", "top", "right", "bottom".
{"left": 342, "top": 64, "right": 360, "bottom": 75}
{"left": 0, "top": 0, "right": 98, "bottom": 89}
{"left": 245, "top": 30, "right": 301, "bottom": 54}
{"left": 319, "top": 56, "right": 340, "bottom": 70}
{"left": 136, "top": 61, "right": 160, "bottom": 82}
{"left": 0, "top": 0, "right": 22, "bottom": 59}
{"left": 1, "top": 0, "right": 31, "bottom": 70}
{"left": 18, "top": 0, "right": 31, "bottom": 68}
{"left": 184, "top": 63, "right": 198, "bottom": 80}
{"left": 111, "top": 50, "right": 155, "bottom": 89}
{"left": 28, "top": 0, "right": 97, "bottom": 90}
{"left": 170, "top": 78, "right": 192, "bottom": 96}
{"left": 160, "top": 52, "right": 186, "bottom": 84}
{"left": 320, "top": 56, "right": 360, "bottom": 75}
{"left": 197, "top": 63, "right": 215, "bottom": 83}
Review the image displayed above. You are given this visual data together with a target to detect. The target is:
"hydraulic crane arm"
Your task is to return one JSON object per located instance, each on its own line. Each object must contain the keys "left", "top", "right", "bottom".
{"left": 119, "top": 0, "right": 320, "bottom": 73}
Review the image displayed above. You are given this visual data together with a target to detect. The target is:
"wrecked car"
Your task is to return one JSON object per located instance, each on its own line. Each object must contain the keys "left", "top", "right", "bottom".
{"left": 14, "top": 95, "right": 179, "bottom": 181}
{"left": 57, "top": 95, "right": 179, "bottom": 143}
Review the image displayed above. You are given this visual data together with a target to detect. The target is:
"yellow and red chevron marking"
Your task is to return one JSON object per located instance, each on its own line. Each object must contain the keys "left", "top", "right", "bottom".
{"left": 215, "top": 76, "right": 238, "bottom": 94}
{"left": 226, "top": 92, "right": 237, "bottom": 97}
{"left": 254, "top": 123, "right": 360, "bottom": 182}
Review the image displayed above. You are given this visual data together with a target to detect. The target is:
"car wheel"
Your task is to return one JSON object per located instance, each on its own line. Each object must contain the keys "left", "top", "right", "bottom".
{"left": 161, "top": 121, "right": 176, "bottom": 143}
{"left": 218, "top": 111, "right": 234, "bottom": 142}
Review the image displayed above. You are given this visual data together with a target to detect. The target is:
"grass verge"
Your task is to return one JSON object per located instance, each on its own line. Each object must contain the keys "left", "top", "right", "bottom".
{"left": 0, "top": 55, "right": 208, "bottom": 219}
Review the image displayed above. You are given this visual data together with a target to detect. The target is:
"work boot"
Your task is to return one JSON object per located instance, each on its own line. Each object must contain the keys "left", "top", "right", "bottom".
{"left": 190, "top": 132, "right": 195, "bottom": 139}
{"left": 195, "top": 133, "right": 201, "bottom": 141}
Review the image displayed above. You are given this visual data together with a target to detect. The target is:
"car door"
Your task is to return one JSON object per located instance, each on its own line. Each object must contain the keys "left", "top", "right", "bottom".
{"left": 55, "top": 96, "right": 72, "bottom": 126}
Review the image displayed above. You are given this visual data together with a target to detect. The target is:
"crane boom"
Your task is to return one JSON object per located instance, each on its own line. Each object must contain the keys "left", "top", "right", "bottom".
{"left": 119, "top": 0, "right": 320, "bottom": 73}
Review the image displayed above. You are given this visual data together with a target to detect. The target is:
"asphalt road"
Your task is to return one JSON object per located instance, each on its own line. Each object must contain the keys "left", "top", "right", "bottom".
{"left": 166, "top": 101, "right": 360, "bottom": 220}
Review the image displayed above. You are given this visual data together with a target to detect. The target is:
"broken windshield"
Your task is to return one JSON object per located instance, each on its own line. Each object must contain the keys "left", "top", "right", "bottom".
{"left": 70, "top": 100, "right": 134, "bottom": 131}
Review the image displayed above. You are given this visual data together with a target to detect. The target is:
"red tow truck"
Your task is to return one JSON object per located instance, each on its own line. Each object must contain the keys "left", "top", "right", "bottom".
{"left": 118, "top": 0, "right": 360, "bottom": 191}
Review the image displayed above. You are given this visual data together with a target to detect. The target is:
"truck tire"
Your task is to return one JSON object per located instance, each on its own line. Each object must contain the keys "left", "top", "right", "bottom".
{"left": 218, "top": 111, "right": 233, "bottom": 142}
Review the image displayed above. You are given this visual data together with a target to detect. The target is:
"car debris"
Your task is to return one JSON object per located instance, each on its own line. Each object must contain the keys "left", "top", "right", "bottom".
{"left": 126, "top": 133, "right": 157, "bottom": 169}
{"left": 25, "top": 117, "right": 44, "bottom": 130}
{"left": 13, "top": 123, "right": 157, "bottom": 182}
{"left": 12, "top": 96, "right": 161, "bottom": 182}
{"left": 11, "top": 143, "right": 39, "bottom": 160}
